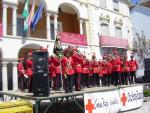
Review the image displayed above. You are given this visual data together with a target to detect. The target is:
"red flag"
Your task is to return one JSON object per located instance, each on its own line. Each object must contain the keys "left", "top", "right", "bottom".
{"left": 0, "top": 23, "right": 3, "bottom": 38}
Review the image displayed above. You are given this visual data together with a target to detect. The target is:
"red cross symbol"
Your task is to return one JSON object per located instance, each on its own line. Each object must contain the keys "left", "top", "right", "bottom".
{"left": 121, "top": 93, "right": 127, "bottom": 106}
{"left": 86, "top": 99, "right": 94, "bottom": 113}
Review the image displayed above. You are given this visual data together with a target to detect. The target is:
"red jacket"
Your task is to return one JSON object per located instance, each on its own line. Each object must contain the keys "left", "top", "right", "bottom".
{"left": 17, "top": 62, "right": 25, "bottom": 77}
{"left": 52, "top": 56, "right": 61, "bottom": 74}
{"left": 61, "top": 56, "right": 75, "bottom": 76}
{"left": 102, "top": 60, "right": 108, "bottom": 75}
{"left": 113, "top": 58, "right": 122, "bottom": 72}
{"left": 82, "top": 58, "right": 90, "bottom": 74}
{"left": 98, "top": 61, "right": 103, "bottom": 77}
{"left": 129, "top": 60, "right": 138, "bottom": 71}
{"left": 91, "top": 60, "right": 99, "bottom": 74}
{"left": 25, "top": 59, "right": 33, "bottom": 77}
{"left": 72, "top": 53, "right": 83, "bottom": 73}
{"left": 123, "top": 60, "right": 130, "bottom": 72}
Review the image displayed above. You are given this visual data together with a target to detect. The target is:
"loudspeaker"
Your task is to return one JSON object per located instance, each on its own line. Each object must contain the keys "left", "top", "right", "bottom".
{"left": 144, "top": 59, "right": 150, "bottom": 70}
{"left": 33, "top": 72, "right": 50, "bottom": 96}
{"left": 33, "top": 51, "right": 49, "bottom": 72}
{"left": 32, "top": 51, "right": 50, "bottom": 96}
{"left": 144, "top": 70, "right": 150, "bottom": 83}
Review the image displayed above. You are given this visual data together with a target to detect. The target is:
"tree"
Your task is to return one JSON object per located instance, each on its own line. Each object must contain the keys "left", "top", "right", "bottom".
{"left": 133, "top": 31, "right": 150, "bottom": 63}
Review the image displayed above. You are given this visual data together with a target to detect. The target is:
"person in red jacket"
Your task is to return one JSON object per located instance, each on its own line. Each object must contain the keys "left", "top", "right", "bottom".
{"left": 129, "top": 55, "right": 138, "bottom": 83}
{"left": 123, "top": 55, "right": 131, "bottom": 85}
{"left": 61, "top": 52, "right": 75, "bottom": 93}
{"left": 72, "top": 48, "right": 83, "bottom": 91}
{"left": 90, "top": 53, "right": 100, "bottom": 87}
{"left": 17, "top": 58, "right": 26, "bottom": 91}
{"left": 113, "top": 55, "right": 122, "bottom": 86}
{"left": 82, "top": 55, "right": 90, "bottom": 88}
{"left": 25, "top": 52, "right": 33, "bottom": 92}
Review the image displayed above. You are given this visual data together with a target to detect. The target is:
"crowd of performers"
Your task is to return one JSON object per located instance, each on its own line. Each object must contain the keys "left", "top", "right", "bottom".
{"left": 17, "top": 46, "right": 138, "bottom": 93}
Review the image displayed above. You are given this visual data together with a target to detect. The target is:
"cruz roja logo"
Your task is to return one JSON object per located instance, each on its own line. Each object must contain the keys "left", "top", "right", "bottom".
{"left": 121, "top": 93, "right": 127, "bottom": 106}
{"left": 86, "top": 99, "right": 94, "bottom": 113}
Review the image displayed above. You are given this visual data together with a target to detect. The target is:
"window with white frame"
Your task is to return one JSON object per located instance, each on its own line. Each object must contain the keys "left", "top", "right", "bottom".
{"left": 115, "top": 26, "right": 122, "bottom": 38}
{"left": 99, "top": 0, "right": 106, "bottom": 8}
{"left": 113, "top": 0, "right": 119, "bottom": 11}
{"left": 101, "top": 23, "right": 109, "bottom": 36}
{"left": 50, "top": 21, "right": 62, "bottom": 40}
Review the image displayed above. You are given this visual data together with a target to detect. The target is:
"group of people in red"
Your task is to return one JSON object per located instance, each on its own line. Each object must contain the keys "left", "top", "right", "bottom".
{"left": 17, "top": 46, "right": 138, "bottom": 93}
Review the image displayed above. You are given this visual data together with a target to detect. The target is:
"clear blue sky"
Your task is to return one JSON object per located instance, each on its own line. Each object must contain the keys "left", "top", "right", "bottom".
{"left": 130, "top": 0, "right": 140, "bottom": 4}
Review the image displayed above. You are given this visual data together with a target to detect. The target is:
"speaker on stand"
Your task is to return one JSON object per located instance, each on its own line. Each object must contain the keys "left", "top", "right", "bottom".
{"left": 32, "top": 51, "right": 50, "bottom": 96}
{"left": 144, "top": 59, "right": 150, "bottom": 83}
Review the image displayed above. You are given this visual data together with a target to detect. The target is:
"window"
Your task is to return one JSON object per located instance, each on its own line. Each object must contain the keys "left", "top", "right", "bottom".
{"left": 113, "top": 0, "right": 119, "bottom": 11}
{"left": 99, "top": 0, "right": 106, "bottom": 8}
{"left": 50, "top": 21, "right": 62, "bottom": 40}
{"left": 17, "top": 16, "right": 27, "bottom": 37}
{"left": 101, "top": 23, "right": 109, "bottom": 36}
{"left": 115, "top": 26, "right": 122, "bottom": 38}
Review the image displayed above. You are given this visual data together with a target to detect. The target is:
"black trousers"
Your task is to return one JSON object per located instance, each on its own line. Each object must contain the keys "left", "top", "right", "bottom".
{"left": 74, "top": 73, "right": 81, "bottom": 90}
{"left": 81, "top": 73, "right": 90, "bottom": 88}
{"left": 124, "top": 72, "right": 131, "bottom": 85}
{"left": 130, "top": 71, "right": 136, "bottom": 83}
{"left": 64, "top": 75, "right": 73, "bottom": 92}
{"left": 113, "top": 71, "right": 121, "bottom": 86}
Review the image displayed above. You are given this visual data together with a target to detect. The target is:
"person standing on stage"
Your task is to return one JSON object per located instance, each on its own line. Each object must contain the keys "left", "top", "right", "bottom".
{"left": 82, "top": 55, "right": 90, "bottom": 88}
{"left": 129, "top": 55, "right": 138, "bottom": 84}
{"left": 102, "top": 55, "right": 108, "bottom": 86}
{"left": 72, "top": 47, "right": 83, "bottom": 91}
{"left": 17, "top": 58, "right": 26, "bottom": 91}
{"left": 123, "top": 55, "right": 131, "bottom": 85}
{"left": 113, "top": 55, "right": 122, "bottom": 86}
{"left": 62, "top": 51, "right": 75, "bottom": 93}
{"left": 25, "top": 51, "right": 33, "bottom": 92}
{"left": 90, "top": 53, "right": 100, "bottom": 87}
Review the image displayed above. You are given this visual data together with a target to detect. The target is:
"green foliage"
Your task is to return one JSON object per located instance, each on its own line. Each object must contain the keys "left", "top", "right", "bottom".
{"left": 144, "top": 90, "right": 150, "bottom": 97}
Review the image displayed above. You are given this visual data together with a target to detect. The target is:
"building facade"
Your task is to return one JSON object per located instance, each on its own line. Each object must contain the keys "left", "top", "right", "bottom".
{"left": 0, "top": 0, "right": 133, "bottom": 91}
{"left": 130, "top": 0, "right": 150, "bottom": 39}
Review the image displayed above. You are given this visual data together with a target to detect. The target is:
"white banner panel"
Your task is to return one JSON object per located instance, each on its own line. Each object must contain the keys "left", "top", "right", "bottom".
{"left": 120, "top": 85, "right": 143, "bottom": 111}
{"left": 84, "top": 90, "right": 121, "bottom": 113}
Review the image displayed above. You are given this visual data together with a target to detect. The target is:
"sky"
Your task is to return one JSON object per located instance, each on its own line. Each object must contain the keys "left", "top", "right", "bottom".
{"left": 130, "top": 0, "right": 140, "bottom": 5}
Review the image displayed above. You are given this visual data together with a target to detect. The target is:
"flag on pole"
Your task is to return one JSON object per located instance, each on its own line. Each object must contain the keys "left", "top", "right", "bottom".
{"left": 22, "top": 0, "right": 29, "bottom": 31}
{"left": 24, "top": 0, "right": 35, "bottom": 31}
{"left": 30, "top": 1, "right": 44, "bottom": 31}
{"left": 53, "top": 34, "right": 63, "bottom": 58}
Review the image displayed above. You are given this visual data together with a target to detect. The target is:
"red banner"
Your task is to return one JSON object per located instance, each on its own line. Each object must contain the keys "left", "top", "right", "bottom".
{"left": 100, "top": 35, "right": 129, "bottom": 48}
{"left": 59, "top": 32, "right": 88, "bottom": 46}
{"left": 0, "top": 23, "right": 3, "bottom": 38}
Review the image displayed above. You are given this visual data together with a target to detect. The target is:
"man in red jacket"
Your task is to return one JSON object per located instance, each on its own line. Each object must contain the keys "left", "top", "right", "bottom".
{"left": 129, "top": 55, "right": 138, "bottom": 83}
{"left": 61, "top": 52, "right": 74, "bottom": 93}
{"left": 17, "top": 58, "right": 26, "bottom": 91}
{"left": 25, "top": 52, "right": 33, "bottom": 92}
{"left": 72, "top": 48, "right": 83, "bottom": 91}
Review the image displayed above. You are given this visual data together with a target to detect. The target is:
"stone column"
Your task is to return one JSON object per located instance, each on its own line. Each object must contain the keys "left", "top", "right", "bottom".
{"left": 54, "top": 14, "right": 58, "bottom": 38}
{"left": 12, "top": 6, "right": 17, "bottom": 36}
{"left": 12, "top": 61, "right": 18, "bottom": 91}
{"left": 46, "top": 13, "right": 51, "bottom": 40}
{"left": 2, "top": 4, "right": 8, "bottom": 36}
{"left": 79, "top": 19, "right": 83, "bottom": 34}
{"left": 2, "top": 62, "right": 8, "bottom": 91}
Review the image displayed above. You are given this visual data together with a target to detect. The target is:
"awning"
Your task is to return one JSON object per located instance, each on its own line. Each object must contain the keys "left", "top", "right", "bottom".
{"left": 100, "top": 35, "right": 129, "bottom": 48}
{"left": 59, "top": 32, "right": 88, "bottom": 46}
{"left": 0, "top": 23, "right": 2, "bottom": 38}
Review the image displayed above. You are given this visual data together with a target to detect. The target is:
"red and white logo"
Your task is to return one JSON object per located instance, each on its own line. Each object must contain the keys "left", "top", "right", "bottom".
{"left": 86, "top": 99, "right": 94, "bottom": 113}
{"left": 121, "top": 93, "right": 127, "bottom": 106}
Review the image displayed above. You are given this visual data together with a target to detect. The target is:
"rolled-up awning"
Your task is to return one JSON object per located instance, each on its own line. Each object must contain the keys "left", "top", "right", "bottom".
{"left": 59, "top": 32, "right": 88, "bottom": 46}
{"left": 100, "top": 35, "right": 129, "bottom": 48}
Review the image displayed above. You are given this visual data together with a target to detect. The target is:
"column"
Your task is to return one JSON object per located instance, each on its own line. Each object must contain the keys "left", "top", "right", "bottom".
{"left": 79, "top": 20, "right": 83, "bottom": 34}
{"left": 46, "top": 13, "right": 51, "bottom": 40}
{"left": 12, "top": 6, "right": 17, "bottom": 36}
{"left": 54, "top": 14, "right": 58, "bottom": 38}
{"left": 2, "top": 4, "right": 8, "bottom": 36}
{"left": 2, "top": 62, "right": 8, "bottom": 91}
{"left": 12, "top": 61, "right": 18, "bottom": 91}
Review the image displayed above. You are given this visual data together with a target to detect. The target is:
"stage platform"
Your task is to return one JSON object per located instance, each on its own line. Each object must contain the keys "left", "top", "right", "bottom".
{"left": 0, "top": 84, "right": 144, "bottom": 113}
